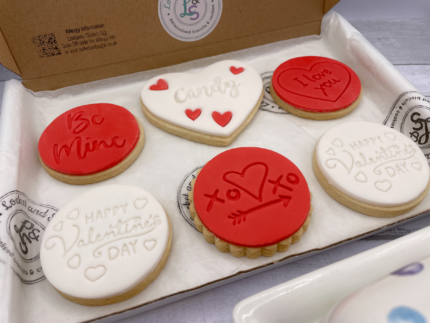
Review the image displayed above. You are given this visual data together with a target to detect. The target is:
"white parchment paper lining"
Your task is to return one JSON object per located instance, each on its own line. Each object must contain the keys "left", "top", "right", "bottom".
{"left": 0, "top": 12, "right": 429, "bottom": 323}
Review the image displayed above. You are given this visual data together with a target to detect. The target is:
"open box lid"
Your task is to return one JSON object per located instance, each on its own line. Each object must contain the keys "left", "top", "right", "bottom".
{"left": 0, "top": 0, "right": 339, "bottom": 92}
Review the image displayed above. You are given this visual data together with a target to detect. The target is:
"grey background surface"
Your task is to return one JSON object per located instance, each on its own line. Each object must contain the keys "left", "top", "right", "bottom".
{"left": 1, "top": 0, "right": 430, "bottom": 322}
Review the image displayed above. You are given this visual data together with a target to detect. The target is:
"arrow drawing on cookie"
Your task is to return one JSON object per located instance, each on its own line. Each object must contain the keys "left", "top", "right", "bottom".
{"left": 228, "top": 195, "right": 291, "bottom": 225}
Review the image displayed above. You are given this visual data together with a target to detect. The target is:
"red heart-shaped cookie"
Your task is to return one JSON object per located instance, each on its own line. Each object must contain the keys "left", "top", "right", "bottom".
{"left": 149, "top": 79, "right": 168, "bottom": 91}
{"left": 185, "top": 109, "right": 201, "bottom": 121}
{"left": 230, "top": 66, "right": 244, "bottom": 75}
{"left": 212, "top": 111, "right": 232, "bottom": 127}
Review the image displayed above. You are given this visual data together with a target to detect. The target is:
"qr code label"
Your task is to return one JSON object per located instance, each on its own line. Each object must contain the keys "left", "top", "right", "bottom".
{"left": 32, "top": 33, "right": 61, "bottom": 58}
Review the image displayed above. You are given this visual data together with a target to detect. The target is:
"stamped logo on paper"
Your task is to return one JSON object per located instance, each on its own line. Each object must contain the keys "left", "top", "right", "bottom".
{"left": 259, "top": 72, "right": 287, "bottom": 114}
{"left": 383, "top": 91, "right": 430, "bottom": 164}
{"left": 158, "top": 0, "right": 223, "bottom": 42}
{"left": 177, "top": 166, "right": 203, "bottom": 231}
{"left": 0, "top": 191, "right": 58, "bottom": 284}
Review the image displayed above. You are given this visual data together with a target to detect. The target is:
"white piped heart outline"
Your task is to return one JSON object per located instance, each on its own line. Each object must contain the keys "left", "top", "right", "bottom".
{"left": 144, "top": 240, "right": 157, "bottom": 251}
{"left": 53, "top": 222, "right": 63, "bottom": 232}
{"left": 411, "top": 162, "right": 422, "bottom": 171}
{"left": 134, "top": 198, "right": 148, "bottom": 210}
{"left": 332, "top": 139, "right": 343, "bottom": 147}
{"left": 385, "top": 132, "right": 396, "bottom": 141}
{"left": 67, "top": 254, "right": 81, "bottom": 269}
{"left": 325, "top": 148, "right": 335, "bottom": 156}
{"left": 67, "top": 209, "right": 79, "bottom": 220}
{"left": 355, "top": 172, "right": 367, "bottom": 183}
{"left": 85, "top": 266, "right": 106, "bottom": 282}
{"left": 375, "top": 180, "right": 392, "bottom": 192}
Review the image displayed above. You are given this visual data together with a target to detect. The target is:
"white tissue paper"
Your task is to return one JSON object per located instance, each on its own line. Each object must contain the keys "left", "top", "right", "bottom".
{"left": 1, "top": 12, "right": 429, "bottom": 323}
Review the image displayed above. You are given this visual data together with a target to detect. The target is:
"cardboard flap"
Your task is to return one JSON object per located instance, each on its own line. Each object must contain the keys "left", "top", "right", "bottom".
{"left": 0, "top": 0, "right": 337, "bottom": 91}
{"left": 324, "top": 0, "right": 341, "bottom": 14}
{"left": 0, "top": 29, "right": 20, "bottom": 75}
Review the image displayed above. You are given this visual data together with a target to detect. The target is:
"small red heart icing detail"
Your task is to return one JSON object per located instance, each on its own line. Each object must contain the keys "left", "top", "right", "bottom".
{"left": 230, "top": 66, "right": 244, "bottom": 75}
{"left": 185, "top": 109, "right": 201, "bottom": 121}
{"left": 212, "top": 111, "right": 232, "bottom": 127}
{"left": 149, "top": 79, "right": 168, "bottom": 91}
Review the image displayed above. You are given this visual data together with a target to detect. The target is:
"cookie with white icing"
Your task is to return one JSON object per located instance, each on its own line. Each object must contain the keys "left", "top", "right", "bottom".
{"left": 322, "top": 258, "right": 430, "bottom": 323}
{"left": 313, "top": 121, "right": 430, "bottom": 217}
{"left": 140, "top": 60, "right": 263, "bottom": 146}
{"left": 38, "top": 103, "right": 145, "bottom": 185}
{"left": 40, "top": 185, "right": 171, "bottom": 306}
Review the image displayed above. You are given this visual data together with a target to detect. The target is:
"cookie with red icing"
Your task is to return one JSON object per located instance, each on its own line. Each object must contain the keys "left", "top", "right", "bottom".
{"left": 140, "top": 60, "right": 263, "bottom": 147}
{"left": 188, "top": 147, "right": 312, "bottom": 259}
{"left": 38, "top": 103, "right": 145, "bottom": 185}
{"left": 271, "top": 56, "right": 362, "bottom": 120}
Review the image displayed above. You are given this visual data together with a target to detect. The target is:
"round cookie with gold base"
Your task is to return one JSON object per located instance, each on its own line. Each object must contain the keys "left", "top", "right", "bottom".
{"left": 38, "top": 103, "right": 145, "bottom": 185}
{"left": 314, "top": 121, "right": 430, "bottom": 217}
{"left": 40, "top": 185, "right": 171, "bottom": 306}
{"left": 189, "top": 147, "right": 312, "bottom": 259}
{"left": 271, "top": 56, "right": 362, "bottom": 120}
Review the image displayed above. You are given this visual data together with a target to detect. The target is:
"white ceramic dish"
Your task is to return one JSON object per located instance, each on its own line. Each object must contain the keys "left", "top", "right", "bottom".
{"left": 233, "top": 224, "right": 430, "bottom": 323}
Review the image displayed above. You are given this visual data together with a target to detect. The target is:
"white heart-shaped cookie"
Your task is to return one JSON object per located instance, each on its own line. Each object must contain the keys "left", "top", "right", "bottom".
{"left": 140, "top": 60, "right": 263, "bottom": 143}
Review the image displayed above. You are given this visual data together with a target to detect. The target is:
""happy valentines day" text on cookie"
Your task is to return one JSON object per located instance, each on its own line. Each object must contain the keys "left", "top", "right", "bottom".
{"left": 40, "top": 185, "right": 172, "bottom": 305}
{"left": 314, "top": 121, "right": 430, "bottom": 217}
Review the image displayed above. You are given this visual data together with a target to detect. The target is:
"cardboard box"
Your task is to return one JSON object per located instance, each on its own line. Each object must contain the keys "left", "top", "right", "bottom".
{"left": 0, "top": 0, "right": 339, "bottom": 91}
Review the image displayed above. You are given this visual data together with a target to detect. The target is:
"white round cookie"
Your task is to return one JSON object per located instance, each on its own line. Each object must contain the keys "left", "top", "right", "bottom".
{"left": 40, "top": 185, "right": 170, "bottom": 303}
{"left": 315, "top": 121, "right": 429, "bottom": 207}
{"left": 140, "top": 60, "right": 263, "bottom": 138}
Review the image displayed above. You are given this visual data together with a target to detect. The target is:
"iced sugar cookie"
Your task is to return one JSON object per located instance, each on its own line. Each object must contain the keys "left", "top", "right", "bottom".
{"left": 40, "top": 185, "right": 171, "bottom": 306}
{"left": 314, "top": 121, "right": 430, "bottom": 217}
{"left": 38, "top": 103, "right": 145, "bottom": 185}
{"left": 140, "top": 60, "right": 263, "bottom": 146}
{"left": 271, "top": 56, "right": 362, "bottom": 120}
{"left": 322, "top": 258, "right": 430, "bottom": 323}
{"left": 188, "top": 147, "right": 312, "bottom": 259}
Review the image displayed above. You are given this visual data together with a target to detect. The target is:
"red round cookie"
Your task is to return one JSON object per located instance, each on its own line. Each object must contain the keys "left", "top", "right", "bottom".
{"left": 193, "top": 147, "right": 311, "bottom": 248}
{"left": 272, "top": 56, "right": 361, "bottom": 113}
{"left": 38, "top": 103, "right": 140, "bottom": 175}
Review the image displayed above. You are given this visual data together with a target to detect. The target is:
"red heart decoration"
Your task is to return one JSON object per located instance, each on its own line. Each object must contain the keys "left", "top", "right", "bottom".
{"left": 149, "top": 79, "right": 168, "bottom": 91}
{"left": 185, "top": 109, "right": 201, "bottom": 121}
{"left": 278, "top": 62, "right": 351, "bottom": 102}
{"left": 212, "top": 111, "right": 232, "bottom": 127}
{"left": 230, "top": 66, "right": 244, "bottom": 75}
{"left": 223, "top": 162, "right": 268, "bottom": 202}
